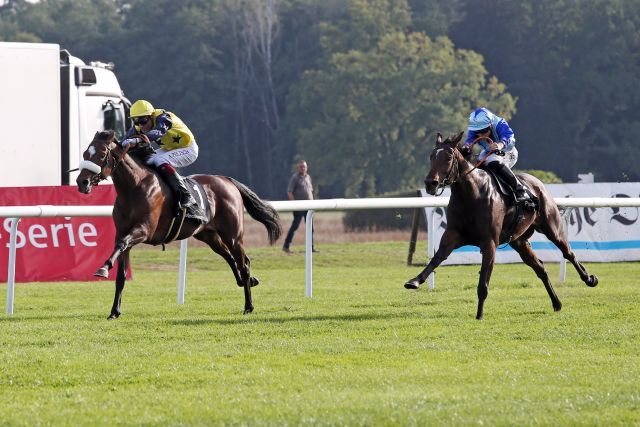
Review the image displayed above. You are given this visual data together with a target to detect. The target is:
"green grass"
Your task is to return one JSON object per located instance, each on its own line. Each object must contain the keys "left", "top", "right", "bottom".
{"left": 1, "top": 241, "right": 639, "bottom": 426}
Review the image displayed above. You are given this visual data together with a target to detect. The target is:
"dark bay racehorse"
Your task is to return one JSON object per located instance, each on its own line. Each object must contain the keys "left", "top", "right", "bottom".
{"left": 76, "top": 131, "right": 281, "bottom": 318}
{"left": 404, "top": 132, "right": 598, "bottom": 319}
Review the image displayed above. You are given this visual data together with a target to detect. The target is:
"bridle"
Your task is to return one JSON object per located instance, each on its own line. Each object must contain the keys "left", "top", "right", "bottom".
{"left": 462, "top": 135, "right": 503, "bottom": 176}
{"left": 431, "top": 135, "right": 501, "bottom": 195}
{"left": 79, "top": 141, "right": 128, "bottom": 186}
{"left": 432, "top": 146, "right": 460, "bottom": 196}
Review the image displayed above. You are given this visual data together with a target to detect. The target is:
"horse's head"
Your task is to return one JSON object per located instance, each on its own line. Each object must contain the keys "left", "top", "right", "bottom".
{"left": 424, "top": 131, "right": 465, "bottom": 195}
{"left": 76, "top": 130, "right": 119, "bottom": 194}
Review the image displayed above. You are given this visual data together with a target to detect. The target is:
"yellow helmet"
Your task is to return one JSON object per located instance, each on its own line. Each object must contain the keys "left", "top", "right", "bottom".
{"left": 130, "top": 99, "right": 154, "bottom": 117}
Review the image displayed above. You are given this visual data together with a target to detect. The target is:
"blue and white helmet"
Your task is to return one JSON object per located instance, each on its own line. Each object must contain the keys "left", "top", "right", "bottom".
{"left": 468, "top": 107, "right": 494, "bottom": 131}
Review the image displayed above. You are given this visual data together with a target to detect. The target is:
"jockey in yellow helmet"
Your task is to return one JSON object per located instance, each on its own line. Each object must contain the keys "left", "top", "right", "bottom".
{"left": 121, "top": 100, "right": 204, "bottom": 218}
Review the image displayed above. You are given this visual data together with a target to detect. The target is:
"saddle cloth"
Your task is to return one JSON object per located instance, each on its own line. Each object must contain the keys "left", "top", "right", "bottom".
{"left": 485, "top": 169, "right": 539, "bottom": 212}
{"left": 183, "top": 177, "right": 210, "bottom": 224}
{"left": 162, "top": 177, "right": 210, "bottom": 244}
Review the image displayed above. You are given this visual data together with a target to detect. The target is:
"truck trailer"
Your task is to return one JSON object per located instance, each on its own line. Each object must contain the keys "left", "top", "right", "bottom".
{"left": 0, "top": 42, "right": 130, "bottom": 187}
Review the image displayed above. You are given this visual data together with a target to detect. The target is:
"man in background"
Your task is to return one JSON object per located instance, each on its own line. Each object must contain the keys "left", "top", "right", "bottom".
{"left": 282, "top": 160, "right": 317, "bottom": 253}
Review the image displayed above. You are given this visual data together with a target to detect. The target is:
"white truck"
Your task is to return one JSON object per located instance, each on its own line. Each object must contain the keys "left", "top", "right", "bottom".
{"left": 0, "top": 42, "right": 130, "bottom": 187}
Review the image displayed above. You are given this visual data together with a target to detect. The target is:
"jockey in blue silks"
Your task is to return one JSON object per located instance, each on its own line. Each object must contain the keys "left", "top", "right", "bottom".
{"left": 464, "top": 107, "right": 529, "bottom": 203}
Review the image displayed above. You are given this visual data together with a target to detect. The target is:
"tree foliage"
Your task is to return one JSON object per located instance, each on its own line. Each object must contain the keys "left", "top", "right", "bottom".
{"left": 289, "top": 26, "right": 515, "bottom": 196}
{"left": 1, "top": 0, "right": 637, "bottom": 196}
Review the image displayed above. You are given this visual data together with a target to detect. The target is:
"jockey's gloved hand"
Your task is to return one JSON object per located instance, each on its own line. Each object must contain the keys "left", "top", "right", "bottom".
{"left": 122, "top": 137, "right": 141, "bottom": 148}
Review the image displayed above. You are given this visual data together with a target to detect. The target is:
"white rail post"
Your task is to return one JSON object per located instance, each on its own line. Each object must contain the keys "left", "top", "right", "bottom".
{"left": 6, "top": 217, "right": 20, "bottom": 315}
{"left": 177, "top": 239, "right": 188, "bottom": 304}
{"left": 305, "top": 210, "right": 314, "bottom": 298}
{"left": 426, "top": 208, "right": 436, "bottom": 290}
{"left": 559, "top": 208, "right": 572, "bottom": 283}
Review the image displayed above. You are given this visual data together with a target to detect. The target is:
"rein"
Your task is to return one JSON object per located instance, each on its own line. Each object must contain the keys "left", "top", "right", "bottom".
{"left": 463, "top": 136, "right": 502, "bottom": 177}
{"left": 85, "top": 142, "right": 130, "bottom": 185}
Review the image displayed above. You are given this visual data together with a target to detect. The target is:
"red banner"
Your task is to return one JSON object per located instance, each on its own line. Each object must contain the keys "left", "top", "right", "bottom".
{"left": 0, "top": 185, "right": 131, "bottom": 282}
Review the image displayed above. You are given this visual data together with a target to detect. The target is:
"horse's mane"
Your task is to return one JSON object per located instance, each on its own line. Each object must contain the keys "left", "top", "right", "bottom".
{"left": 96, "top": 130, "right": 115, "bottom": 140}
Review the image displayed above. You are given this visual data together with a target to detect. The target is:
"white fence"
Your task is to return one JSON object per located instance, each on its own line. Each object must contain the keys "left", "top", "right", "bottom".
{"left": 4, "top": 197, "right": 640, "bottom": 314}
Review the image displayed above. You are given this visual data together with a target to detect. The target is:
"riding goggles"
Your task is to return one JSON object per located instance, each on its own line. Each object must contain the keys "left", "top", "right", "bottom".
{"left": 133, "top": 116, "right": 151, "bottom": 126}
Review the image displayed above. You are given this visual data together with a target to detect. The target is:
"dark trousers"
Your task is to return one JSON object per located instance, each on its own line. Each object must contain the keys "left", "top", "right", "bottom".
{"left": 283, "top": 210, "right": 314, "bottom": 249}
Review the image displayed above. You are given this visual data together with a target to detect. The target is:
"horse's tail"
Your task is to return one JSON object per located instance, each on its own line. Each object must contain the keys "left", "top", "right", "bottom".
{"left": 226, "top": 177, "right": 282, "bottom": 245}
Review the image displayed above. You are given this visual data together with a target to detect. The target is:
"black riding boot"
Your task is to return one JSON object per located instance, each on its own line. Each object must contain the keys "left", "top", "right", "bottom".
{"left": 487, "top": 161, "right": 528, "bottom": 202}
{"left": 158, "top": 164, "right": 204, "bottom": 217}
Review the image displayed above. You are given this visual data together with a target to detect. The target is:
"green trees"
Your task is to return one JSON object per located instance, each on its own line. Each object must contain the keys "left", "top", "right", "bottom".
{"left": 451, "top": 0, "right": 640, "bottom": 182}
{"left": 289, "top": 29, "right": 515, "bottom": 196}
{"left": 1, "top": 0, "right": 637, "bottom": 195}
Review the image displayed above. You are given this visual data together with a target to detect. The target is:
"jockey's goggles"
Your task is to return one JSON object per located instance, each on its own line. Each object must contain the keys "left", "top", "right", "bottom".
{"left": 133, "top": 116, "right": 151, "bottom": 126}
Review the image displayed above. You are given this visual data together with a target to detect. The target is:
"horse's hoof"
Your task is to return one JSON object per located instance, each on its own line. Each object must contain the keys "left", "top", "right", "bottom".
{"left": 404, "top": 280, "right": 420, "bottom": 290}
{"left": 243, "top": 307, "right": 254, "bottom": 315}
{"left": 250, "top": 277, "right": 260, "bottom": 287}
{"left": 553, "top": 301, "right": 562, "bottom": 312}
{"left": 586, "top": 275, "right": 599, "bottom": 287}
{"left": 107, "top": 313, "right": 120, "bottom": 320}
{"left": 476, "top": 315, "right": 483, "bottom": 320}
{"left": 94, "top": 267, "right": 109, "bottom": 278}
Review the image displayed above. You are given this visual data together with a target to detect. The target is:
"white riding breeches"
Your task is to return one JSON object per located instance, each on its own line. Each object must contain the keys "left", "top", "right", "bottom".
{"left": 479, "top": 146, "right": 518, "bottom": 169}
{"left": 146, "top": 141, "right": 199, "bottom": 168}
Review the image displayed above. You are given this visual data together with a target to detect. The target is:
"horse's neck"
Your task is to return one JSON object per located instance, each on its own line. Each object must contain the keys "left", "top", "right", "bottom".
{"left": 451, "top": 153, "right": 485, "bottom": 200}
{"left": 111, "top": 154, "right": 153, "bottom": 197}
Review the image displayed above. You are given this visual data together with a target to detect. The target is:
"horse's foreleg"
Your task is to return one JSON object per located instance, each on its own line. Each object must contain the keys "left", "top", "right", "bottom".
{"left": 404, "top": 229, "right": 460, "bottom": 289}
{"left": 108, "top": 249, "right": 130, "bottom": 320}
{"left": 476, "top": 241, "right": 496, "bottom": 320}
{"left": 95, "top": 228, "right": 147, "bottom": 278}
{"left": 95, "top": 239, "right": 129, "bottom": 278}
{"left": 510, "top": 239, "right": 562, "bottom": 312}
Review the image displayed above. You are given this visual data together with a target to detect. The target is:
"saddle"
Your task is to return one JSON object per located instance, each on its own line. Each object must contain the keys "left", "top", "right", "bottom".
{"left": 485, "top": 169, "right": 539, "bottom": 213}
{"left": 162, "top": 177, "right": 211, "bottom": 244}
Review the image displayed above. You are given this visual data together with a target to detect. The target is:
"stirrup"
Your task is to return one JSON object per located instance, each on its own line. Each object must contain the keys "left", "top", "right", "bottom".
{"left": 515, "top": 187, "right": 528, "bottom": 202}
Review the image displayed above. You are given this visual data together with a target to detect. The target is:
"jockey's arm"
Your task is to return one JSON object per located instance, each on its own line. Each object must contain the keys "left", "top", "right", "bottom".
{"left": 142, "top": 113, "right": 173, "bottom": 142}
{"left": 463, "top": 130, "right": 478, "bottom": 146}
{"left": 495, "top": 119, "right": 515, "bottom": 150}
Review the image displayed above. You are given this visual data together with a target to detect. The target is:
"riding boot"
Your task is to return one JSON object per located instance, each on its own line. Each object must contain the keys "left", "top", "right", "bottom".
{"left": 157, "top": 164, "right": 204, "bottom": 217}
{"left": 487, "top": 161, "right": 528, "bottom": 203}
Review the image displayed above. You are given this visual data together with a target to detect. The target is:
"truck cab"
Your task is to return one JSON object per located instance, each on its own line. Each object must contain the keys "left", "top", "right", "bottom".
{"left": 61, "top": 50, "right": 130, "bottom": 185}
{"left": 0, "top": 42, "right": 130, "bottom": 187}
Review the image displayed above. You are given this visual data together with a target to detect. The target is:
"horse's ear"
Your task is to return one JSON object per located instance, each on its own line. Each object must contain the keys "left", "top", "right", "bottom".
{"left": 436, "top": 132, "right": 443, "bottom": 145}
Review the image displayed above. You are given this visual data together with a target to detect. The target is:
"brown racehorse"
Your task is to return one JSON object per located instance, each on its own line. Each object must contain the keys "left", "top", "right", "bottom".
{"left": 404, "top": 132, "right": 598, "bottom": 319}
{"left": 76, "top": 131, "right": 281, "bottom": 318}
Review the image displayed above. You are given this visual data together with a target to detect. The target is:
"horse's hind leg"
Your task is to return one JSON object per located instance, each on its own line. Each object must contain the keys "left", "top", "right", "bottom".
{"left": 195, "top": 231, "right": 255, "bottom": 314}
{"left": 228, "top": 241, "right": 255, "bottom": 314}
{"left": 195, "top": 231, "right": 244, "bottom": 287}
{"left": 510, "top": 238, "right": 562, "bottom": 312}
{"left": 538, "top": 216, "right": 598, "bottom": 287}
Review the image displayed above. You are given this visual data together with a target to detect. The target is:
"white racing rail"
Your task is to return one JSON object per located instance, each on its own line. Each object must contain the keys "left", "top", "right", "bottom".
{"left": 4, "top": 197, "right": 640, "bottom": 314}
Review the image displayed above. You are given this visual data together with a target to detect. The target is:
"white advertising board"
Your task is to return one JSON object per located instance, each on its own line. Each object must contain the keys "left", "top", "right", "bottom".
{"left": 424, "top": 183, "right": 640, "bottom": 264}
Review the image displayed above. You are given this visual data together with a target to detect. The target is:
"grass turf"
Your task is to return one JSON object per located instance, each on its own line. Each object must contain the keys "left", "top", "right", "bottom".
{"left": 1, "top": 241, "right": 639, "bottom": 426}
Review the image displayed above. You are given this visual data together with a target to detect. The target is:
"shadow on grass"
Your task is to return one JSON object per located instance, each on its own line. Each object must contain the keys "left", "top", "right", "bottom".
{"left": 167, "top": 307, "right": 462, "bottom": 325}
{"left": 169, "top": 312, "right": 413, "bottom": 326}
